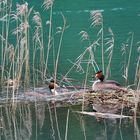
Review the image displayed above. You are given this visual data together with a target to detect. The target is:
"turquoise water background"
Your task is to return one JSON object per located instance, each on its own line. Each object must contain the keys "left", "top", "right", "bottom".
{"left": 6, "top": 0, "right": 140, "bottom": 86}
{"left": 41, "top": 0, "right": 140, "bottom": 85}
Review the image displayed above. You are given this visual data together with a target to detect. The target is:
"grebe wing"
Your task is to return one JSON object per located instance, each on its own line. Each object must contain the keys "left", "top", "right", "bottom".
{"left": 105, "top": 80, "right": 121, "bottom": 86}
{"left": 92, "top": 80, "right": 122, "bottom": 91}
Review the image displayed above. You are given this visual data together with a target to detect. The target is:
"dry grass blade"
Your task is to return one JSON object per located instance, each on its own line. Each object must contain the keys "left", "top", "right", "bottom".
{"left": 43, "top": 0, "right": 54, "bottom": 10}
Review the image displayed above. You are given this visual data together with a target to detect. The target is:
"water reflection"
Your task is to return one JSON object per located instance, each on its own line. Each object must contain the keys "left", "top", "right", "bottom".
{"left": 0, "top": 103, "right": 139, "bottom": 140}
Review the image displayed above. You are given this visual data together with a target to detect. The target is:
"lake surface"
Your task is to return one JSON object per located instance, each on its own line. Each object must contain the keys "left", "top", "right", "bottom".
{"left": 0, "top": 0, "right": 140, "bottom": 140}
{"left": 0, "top": 103, "right": 138, "bottom": 140}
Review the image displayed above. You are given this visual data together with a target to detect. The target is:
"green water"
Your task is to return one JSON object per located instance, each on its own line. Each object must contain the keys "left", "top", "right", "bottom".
{"left": 0, "top": 103, "right": 137, "bottom": 140}
{"left": 0, "top": 0, "right": 140, "bottom": 140}
{"left": 3, "top": 0, "right": 140, "bottom": 85}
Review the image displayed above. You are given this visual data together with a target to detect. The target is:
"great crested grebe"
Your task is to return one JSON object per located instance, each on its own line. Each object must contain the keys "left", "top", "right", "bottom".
{"left": 92, "top": 70, "right": 127, "bottom": 92}
{"left": 48, "top": 79, "right": 69, "bottom": 95}
{"left": 48, "top": 79, "right": 59, "bottom": 95}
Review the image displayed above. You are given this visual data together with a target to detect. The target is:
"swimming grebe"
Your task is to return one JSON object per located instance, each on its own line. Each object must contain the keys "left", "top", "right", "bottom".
{"left": 48, "top": 79, "right": 69, "bottom": 95}
{"left": 92, "top": 70, "right": 126, "bottom": 92}
{"left": 48, "top": 80, "right": 59, "bottom": 95}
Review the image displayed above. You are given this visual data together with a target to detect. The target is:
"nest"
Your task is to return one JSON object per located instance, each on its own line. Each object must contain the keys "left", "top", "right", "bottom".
{"left": 83, "top": 89, "right": 140, "bottom": 116}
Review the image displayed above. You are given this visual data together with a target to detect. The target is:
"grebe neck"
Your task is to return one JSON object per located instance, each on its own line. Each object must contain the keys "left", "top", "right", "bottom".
{"left": 93, "top": 79, "right": 101, "bottom": 86}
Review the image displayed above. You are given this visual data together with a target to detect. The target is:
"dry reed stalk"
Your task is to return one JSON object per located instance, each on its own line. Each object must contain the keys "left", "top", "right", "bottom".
{"left": 54, "top": 106, "right": 62, "bottom": 140}
{"left": 47, "top": 103, "right": 56, "bottom": 140}
{"left": 8, "top": 2, "right": 31, "bottom": 97}
{"left": 32, "top": 41, "right": 37, "bottom": 89}
{"left": 127, "top": 33, "right": 134, "bottom": 84}
{"left": 119, "top": 99, "right": 125, "bottom": 126}
{"left": 23, "top": 3, "right": 30, "bottom": 88}
{"left": 1, "top": 1, "right": 12, "bottom": 85}
{"left": 35, "top": 103, "right": 45, "bottom": 130}
{"left": 82, "top": 56, "right": 90, "bottom": 112}
{"left": 65, "top": 109, "right": 69, "bottom": 140}
{"left": 54, "top": 13, "right": 67, "bottom": 86}
{"left": 32, "top": 11, "right": 45, "bottom": 84}
{"left": 80, "top": 117, "right": 87, "bottom": 140}
{"left": 119, "top": 128, "right": 124, "bottom": 140}
{"left": 103, "top": 120, "right": 108, "bottom": 140}
{"left": 134, "top": 119, "right": 140, "bottom": 140}
{"left": 121, "top": 32, "right": 134, "bottom": 86}
{"left": 134, "top": 45, "right": 140, "bottom": 90}
{"left": 43, "top": 0, "right": 54, "bottom": 78}
{"left": 90, "top": 10, "right": 104, "bottom": 73}
{"left": 5, "top": 106, "right": 13, "bottom": 139}
{"left": 0, "top": 2, "right": 4, "bottom": 83}
{"left": 105, "top": 28, "right": 114, "bottom": 80}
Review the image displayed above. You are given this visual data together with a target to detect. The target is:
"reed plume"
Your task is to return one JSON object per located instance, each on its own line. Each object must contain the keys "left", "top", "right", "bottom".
{"left": 90, "top": 10, "right": 104, "bottom": 73}
{"left": 32, "top": 11, "right": 44, "bottom": 87}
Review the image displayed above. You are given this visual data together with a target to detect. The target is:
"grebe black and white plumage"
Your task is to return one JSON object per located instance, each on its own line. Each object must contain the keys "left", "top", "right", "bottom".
{"left": 48, "top": 79, "right": 69, "bottom": 95}
{"left": 48, "top": 80, "right": 59, "bottom": 95}
{"left": 92, "top": 71, "right": 127, "bottom": 92}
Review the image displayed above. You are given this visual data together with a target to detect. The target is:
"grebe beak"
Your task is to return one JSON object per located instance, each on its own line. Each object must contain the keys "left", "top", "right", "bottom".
{"left": 95, "top": 73, "right": 98, "bottom": 78}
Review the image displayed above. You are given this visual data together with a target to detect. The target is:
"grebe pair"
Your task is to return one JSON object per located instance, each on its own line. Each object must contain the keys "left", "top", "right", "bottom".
{"left": 48, "top": 71, "right": 126, "bottom": 94}
{"left": 92, "top": 71, "right": 126, "bottom": 92}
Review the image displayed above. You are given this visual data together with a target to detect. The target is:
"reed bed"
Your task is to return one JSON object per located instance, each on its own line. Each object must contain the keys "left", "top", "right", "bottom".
{"left": 0, "top": 0, "right": 68, "bottom": 94}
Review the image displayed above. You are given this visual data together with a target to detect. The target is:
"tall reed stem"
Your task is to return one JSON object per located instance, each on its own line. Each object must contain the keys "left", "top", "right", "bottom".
{"left": 44, "top": 6, "right": 53, "bottom": 78}
{"left": 101, "top": 22, "right": 105, "bottom": 74}
{"left": 126, "top": 32, "right": 134, "bottom": 85}
{"left": 65, "top": 109, "right": 69, "bottom": 140}
{"left": 54, "top": 13, "right": 66, "bottom": 83}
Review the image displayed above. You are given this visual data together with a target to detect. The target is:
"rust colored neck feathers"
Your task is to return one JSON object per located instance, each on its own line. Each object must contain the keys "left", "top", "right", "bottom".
{"left": 95, "top": 71, "right": 104, "bottom": 81}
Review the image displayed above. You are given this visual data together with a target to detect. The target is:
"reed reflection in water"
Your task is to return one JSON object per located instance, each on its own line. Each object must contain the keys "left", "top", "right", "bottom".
{"left": 0, "top": 103, "right": 138, "bottom": 140}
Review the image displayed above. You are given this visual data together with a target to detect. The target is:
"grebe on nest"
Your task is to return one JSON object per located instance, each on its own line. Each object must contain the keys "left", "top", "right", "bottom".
{"left": 92, "top": 70, "right": 127, "bottom": 92}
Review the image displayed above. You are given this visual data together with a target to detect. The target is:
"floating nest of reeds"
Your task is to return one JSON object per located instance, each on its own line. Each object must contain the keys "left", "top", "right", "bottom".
{"left": 82, "top": 89, "right": 140, "bottom": 117}
{"left": 0, "top": 87, "right": 140, "bottom": 117}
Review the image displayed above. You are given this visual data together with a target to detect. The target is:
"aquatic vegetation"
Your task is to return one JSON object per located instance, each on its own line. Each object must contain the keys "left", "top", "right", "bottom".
{"left": 0, "top": 1, "right": 140, "bottom": 140}
{"left": 90, "top": 10, "right": 105, "bottom": 74}
{"left": 135, "top": 43, "right": 140, "bottom": 90}
{"left": 0, "top": 0, "right": 68, "bottom": 93}
{"left": 0, "top": 1, "right": 139, "bottom": 93}
{"left": 121, "top": 32, "right": 134, "bottom": 86}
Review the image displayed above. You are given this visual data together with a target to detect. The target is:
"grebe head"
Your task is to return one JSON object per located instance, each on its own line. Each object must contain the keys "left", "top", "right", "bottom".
{"left": 95, "top": 70, "right": 104, "bottom": 81}
{"left": 48, "top": 79, "right": 59, "bottom": 95}
{"left": 48, "top": 79, "right": 59, "bottom": 90}
{"left": 48, "top": 79, "right": 55, "bottom": 90}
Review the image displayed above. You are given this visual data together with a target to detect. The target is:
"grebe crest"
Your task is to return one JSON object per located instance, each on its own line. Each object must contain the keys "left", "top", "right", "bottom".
{"left": 92, "top": 70, "right": 127, "bottom": 92}
{"left": 95, "top": 70, "right": 104, "bottom": 81}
